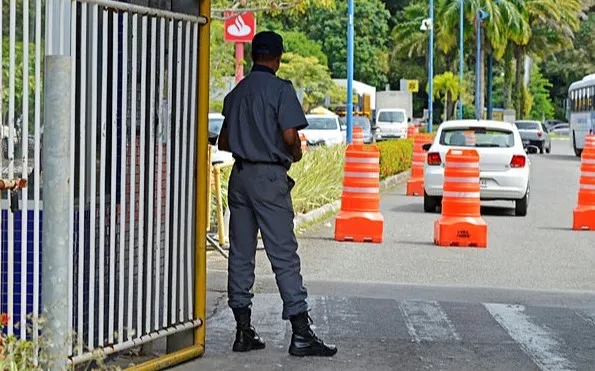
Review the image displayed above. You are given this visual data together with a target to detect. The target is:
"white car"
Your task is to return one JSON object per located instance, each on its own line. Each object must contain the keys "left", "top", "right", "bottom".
{"left": 375, "top": 108, "right": 409, "bottom": 140}
{"left": 208, "top": 113, "right": 234, "bottom": 165}
{"left": 303, "top": 114, "right": 344, "bottom": 146}
{"left": 423, "top": 120, "right": 530, "bottom": 216}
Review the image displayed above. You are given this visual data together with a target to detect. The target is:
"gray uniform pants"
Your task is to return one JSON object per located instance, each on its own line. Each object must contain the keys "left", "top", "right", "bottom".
{"left": 227, "top": 161, "right": 308, "bottom": 320}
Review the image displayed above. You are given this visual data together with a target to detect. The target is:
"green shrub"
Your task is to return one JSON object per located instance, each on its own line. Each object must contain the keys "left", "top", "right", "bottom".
{"left": 377, "top": 139, "right": 414, "bottom": 179}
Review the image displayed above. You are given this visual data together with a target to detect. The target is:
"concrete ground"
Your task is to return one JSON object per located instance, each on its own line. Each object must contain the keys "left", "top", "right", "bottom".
{"left": 174, "top": 138, "right": 595, "bottom": 371}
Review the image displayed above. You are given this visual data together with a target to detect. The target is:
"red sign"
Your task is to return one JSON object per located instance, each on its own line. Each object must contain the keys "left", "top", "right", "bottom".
{"left": 224, "top": 12, "right": 256, "bottom": 43}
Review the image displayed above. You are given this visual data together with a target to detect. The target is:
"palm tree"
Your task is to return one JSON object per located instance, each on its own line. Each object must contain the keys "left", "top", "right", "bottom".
{"left": 430, "top": 72, "right": 462, "bottom": 121}
{"left": 438, "top": 0, "right": 526, "bottom": 119}
{"left": 510, "top": 0, "right": 583, "bottom": 118}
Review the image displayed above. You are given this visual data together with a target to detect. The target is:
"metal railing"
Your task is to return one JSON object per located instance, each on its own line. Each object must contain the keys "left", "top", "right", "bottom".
{"left": 0, "top": 0, "right": 211, "bottom": 368}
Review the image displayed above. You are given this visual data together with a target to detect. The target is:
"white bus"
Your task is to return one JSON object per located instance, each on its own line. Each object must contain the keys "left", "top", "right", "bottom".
{"left": 568, "top": 74, "right": 595, "bottom": 156}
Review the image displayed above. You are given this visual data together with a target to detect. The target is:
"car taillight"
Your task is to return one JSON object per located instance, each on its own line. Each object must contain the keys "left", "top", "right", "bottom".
{"left": 427, "top": 152, "right": 441, "bottom": 166}
{"left": 537, "top": 131, "right": 543, "bottom": 137}
{"left": 510, "top": 155, "right": 526, "bottom": 168}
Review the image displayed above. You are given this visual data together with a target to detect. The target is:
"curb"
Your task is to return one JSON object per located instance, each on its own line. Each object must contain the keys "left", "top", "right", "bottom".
{"left": 293, "top": 169, "right": 412, "bottom": 230}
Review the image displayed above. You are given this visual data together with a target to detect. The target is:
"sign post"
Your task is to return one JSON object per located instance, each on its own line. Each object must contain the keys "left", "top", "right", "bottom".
{"left": 224, "top": 12, "right": 256, "bottom": 83}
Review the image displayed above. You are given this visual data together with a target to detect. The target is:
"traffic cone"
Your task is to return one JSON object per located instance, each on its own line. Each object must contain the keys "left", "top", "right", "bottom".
{"left": 407, "top": 125, "right": 419, "bottom": 138}
{"left": 463, "top": 130, "right": 476, "bottom": 146}
{"left": 573, "top": 134, "right": 595, "bottom": 230}
{"left": 353, "top": 126, "right": 364, "bottom": 146}
{"left": 335, "top": 144, "right": 384, "bottom": 243}
{"left": 300, "top": 132, "right": 308, "bottom": 152}
{"left": 407, "top": 134, "right": 433, "bottom": 196}
{"left": 434, "top": 149, "right": 487, "bottom": 248}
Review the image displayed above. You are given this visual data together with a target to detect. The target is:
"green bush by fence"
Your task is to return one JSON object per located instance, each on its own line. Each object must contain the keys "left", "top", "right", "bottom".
{"left": 212, "top": 139, "right": 414, "bottom": 220}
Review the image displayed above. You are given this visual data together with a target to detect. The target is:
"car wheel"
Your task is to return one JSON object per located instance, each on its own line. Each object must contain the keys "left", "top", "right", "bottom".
{"left": 539, "top": 143, "right": 545, "bottom": 154}
{"left": 515, "top": 187, "right": 529, "bottom": 217}
{"left": 424, "top": 191, "right": 439, "bottom": 213}
{"left": 546, "top": 144, "right": 551, "bottom": 154}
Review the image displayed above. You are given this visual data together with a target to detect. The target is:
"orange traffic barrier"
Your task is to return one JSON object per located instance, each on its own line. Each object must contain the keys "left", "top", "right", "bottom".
{"left": 463, "top": 130, "right": 476, "bottom": 146}
{"left": 300, "top": 132, "right": 308, "bottom": 152}
{"left": 407, "top": 134, "right": 434, "bottom": 196}
{"left": 335, "top": 144, "right": 383, "bottom": 243}
{"left": 352, "top": 126, "right": 364, "bottom": 146}
{"left": 434, "top": 149, "right": 487, "bottom": 247}
{"left": 407, "top": 125, "right": 419, "bottom": 138}
{"left": 573, "top": 134, "right": 595, "bottom": 230}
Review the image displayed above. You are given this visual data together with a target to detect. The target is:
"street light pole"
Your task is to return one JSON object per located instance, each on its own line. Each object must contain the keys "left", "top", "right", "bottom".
{"left": 488, "top": 54, "right": 493, "bottom": 119}
{"left": 428, "top": 0, "right": 434, "bottom": 133}
{"left": 475, "top": 9, "right": 488, "bottom": 120}
{"left": 459, "top": 0, "right": 464, "bottom": 119}
{"left": 346, "top": 0, "right": 354, "bottom": 144}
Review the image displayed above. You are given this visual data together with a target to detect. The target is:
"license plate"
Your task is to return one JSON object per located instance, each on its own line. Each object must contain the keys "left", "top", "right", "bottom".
{"left": 480, "top": 179, "right": 488, "bottom": 188}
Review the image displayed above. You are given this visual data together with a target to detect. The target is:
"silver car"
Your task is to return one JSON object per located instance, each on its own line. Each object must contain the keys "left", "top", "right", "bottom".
{"left": 514, "top": 120, "right": 552, "bottom": 154}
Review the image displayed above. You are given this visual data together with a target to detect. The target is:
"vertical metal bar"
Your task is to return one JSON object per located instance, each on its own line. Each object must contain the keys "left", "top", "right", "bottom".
{"left": 98, "top": 6, "right": 109, "bottom": 346}
{"left": 155, "top": 16, "right": 165, "bottom": 331}
{"left": 36, "top": 0, "right": 45, "bottom": 355}
{"left": 186, "top": 23, "right": 199, "bottom": 318}
{"left": 171, "top": 20, "right": 183, "bottom": 323}
{"left": 119, "top": 11, "right": 129, "bottom": 344}
{"left": 346, "top": 0, "right": 354, "bottom": 143}
{"left": 41, "top": 55, "right": 72, "bottom": 370}
{"left": 488, "top": 54, "right": 493, "bottom": 120}
{"left": 459, "top": 0, "right": 464, "bottom": 120}
{"left": 137, "top": 14, "right": 148, "bottom": 338}
{"left": 21, "top": 0, "right": 31, "bottom": 340}
{"left": 109, "top": 7, "right": 118, "bottom": 345}
{"left": 8, "top": 0, "right": 17, "bottom": 335}
{"left": 196, "top": 0, "right": 211, "bottom": 347}
{"left": 475, "top": 11, "right": 481, "bottom": 120}
{"left": 163, "top": 18, "right": 174, "bottom": 328}
{"left": 59, "top": 0, "right": 65, "bottom": 54}
{"left": 178, "top": 21, "right": 191, "bottom": 323}
{"left": 0, "top": 0, "right": 3, "bottom": 334}
{"left": 128, "top": 12, "right": 138, "bottom": 341}
{"left": 428, "top": 0, "right": 434, "bottom": 132}
{"left": 77, "top": 2, "right": 88, "bottom": 355}
{"left": 89, "top": 3, "right": 99, "bottom": 349}
{"left": 46, "top": 0, "right": 54, "bottom": 54}
{"left": 146, "top": 16, "right": 157, "bottom": 334}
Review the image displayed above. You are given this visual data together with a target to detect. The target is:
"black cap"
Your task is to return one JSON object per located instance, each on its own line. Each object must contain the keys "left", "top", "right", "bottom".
{"left": 251, "top": 31, "right": 285, "bottom": 56}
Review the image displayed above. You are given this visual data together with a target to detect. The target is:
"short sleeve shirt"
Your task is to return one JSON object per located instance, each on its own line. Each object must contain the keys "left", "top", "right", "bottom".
{"left": 221, "top": 65, "right": 308, "bottom": 170}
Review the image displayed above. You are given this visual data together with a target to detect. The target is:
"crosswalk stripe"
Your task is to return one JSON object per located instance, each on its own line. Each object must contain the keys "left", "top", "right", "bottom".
{"left": 484, "top": 303, "right": 575, "bottom": 371}
{"left": 399, "top": 300, "right": 461, "bottom": 343}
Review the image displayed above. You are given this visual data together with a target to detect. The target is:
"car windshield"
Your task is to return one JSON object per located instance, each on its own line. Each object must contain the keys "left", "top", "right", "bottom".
{"left": 306, "top": 117, "right": 338, "bottom": 130}
{"left": 514, "top": 121, "right": 540, "bottom": 130}
{"left": 208, "top": 118, "right": 224, "bottom": 137}
{"left": 439, "top": 128, "right": 514, "bottom": 148}
{"left": 378, "top": 111, "right": 405, "bottom": 123}
{"left": 340, "top": 116, "right": 371, "bottom": 129}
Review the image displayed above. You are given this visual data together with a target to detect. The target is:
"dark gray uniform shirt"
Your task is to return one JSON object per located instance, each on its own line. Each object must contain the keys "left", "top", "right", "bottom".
{"left": 221, "top": 65, "right": 308, "bottom": 170}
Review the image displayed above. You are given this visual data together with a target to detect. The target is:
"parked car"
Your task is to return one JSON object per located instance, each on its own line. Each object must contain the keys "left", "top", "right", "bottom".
{"left": 375, "top": 108, "right": 409, "bottom": 140}
{"left": 208, "top": 113, "right": 234, "bottom": 165}
{"left": 339, "top": 115, "right": 375, "bottom": 144}
{"left": 551, "top": 123, "right": 570, "bottom": 136}
{"left": 514, "top": 120, "right": 551, "bottom": 154}
{"left": 423, "top": 120, "right": 531, "bottom": 216}
{"left": 302, "top": 114, "right": 344, "bottom": 146}
{"left": 543, "top": 119, "right": 564, "bottom": 132}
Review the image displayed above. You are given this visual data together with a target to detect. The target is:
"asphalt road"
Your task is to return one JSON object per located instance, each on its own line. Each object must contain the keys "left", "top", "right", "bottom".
{"left": 177, "top": 138, "right": 595, "bottom": 371}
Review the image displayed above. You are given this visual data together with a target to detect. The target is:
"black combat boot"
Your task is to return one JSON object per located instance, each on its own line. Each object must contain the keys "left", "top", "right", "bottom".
{"left": 288, "top": 312, "right": 338, "bottom": 357}
{"left": 232, "top": 307, "right": 266, "bottom": 352}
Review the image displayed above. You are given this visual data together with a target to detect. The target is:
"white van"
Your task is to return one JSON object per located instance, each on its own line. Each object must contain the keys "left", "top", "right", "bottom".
{"left": 375, "top": 108, "right": 409, "bottom": 140}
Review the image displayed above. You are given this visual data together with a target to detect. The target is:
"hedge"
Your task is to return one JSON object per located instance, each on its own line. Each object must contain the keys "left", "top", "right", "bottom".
{"left": 212, "top": 139, "right": 414, "bottom": 220}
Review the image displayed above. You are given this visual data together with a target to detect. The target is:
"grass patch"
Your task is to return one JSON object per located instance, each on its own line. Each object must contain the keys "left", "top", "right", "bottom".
{"left": 211, "top": 140, "right": 414, "bottom": 223}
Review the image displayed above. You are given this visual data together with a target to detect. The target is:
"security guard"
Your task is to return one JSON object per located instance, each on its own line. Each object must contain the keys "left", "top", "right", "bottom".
{"left": 218, "top": 31, "right": 337, "bottom": 357}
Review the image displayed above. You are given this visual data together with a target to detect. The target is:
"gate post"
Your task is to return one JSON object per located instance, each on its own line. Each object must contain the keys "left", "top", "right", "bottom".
{"left": 40, "top": 55, "right": 72, "bottom": 369}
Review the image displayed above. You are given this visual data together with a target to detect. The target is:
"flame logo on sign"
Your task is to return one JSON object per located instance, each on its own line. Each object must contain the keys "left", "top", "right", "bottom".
{"left": 227, "top": 15, "right": 252, "bottom": 37}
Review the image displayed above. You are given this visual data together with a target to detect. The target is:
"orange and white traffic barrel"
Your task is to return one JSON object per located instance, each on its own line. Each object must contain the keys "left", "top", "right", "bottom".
{"left": 300, "top": 132, "right": 308, "bottom": 152}
{"left": 407, "top": 134, "right": 433, "bottom": 196}
{"left": 335, "top": 144, "right": 384, "bottom": 243}
{"left": 352, "top": 126, "right": 365, "bottom": 146}
{"left": 573, "top": 133, "right": 595, "bottom": 230}
{"left": 434, "top": 149, "right": 487, "bottom": 247}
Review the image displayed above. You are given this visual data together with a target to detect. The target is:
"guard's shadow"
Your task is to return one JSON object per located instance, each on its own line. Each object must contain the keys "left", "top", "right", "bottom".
{"left": 390, "top": 203, "right": 515, "bottom": 217}
{"left": 545, "top": 154, "right": 581, "bottom": 162}
{"left": 390, "top": 203, "right": 425, "bottom": 214}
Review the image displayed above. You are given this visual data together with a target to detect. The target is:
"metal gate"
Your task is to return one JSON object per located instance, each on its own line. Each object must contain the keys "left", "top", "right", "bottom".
{"left": 0, "top": 0, "right": 210, "bottom": 368}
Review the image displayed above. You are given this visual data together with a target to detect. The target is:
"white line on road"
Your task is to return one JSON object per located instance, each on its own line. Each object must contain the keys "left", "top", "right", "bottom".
{"left": 484, "top": 303, "right": 575, "bottom": 371}
{"left": 399, "top": 300, "right": 461, "bottom": 343}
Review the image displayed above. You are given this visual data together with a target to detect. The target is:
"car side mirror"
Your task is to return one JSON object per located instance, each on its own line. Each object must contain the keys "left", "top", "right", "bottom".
{"left": 408, "top": 117, "right": 412, "bottom": 123}
{"left": 422, "top": 143, "right": 432, "bottom": 152}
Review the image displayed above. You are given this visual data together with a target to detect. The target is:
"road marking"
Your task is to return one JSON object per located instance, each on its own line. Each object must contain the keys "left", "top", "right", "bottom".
{"left": 399, "top": 300, "right": 461, "bottom": 343}
{"left": 484, "top": 303, "right": 575, "bottom": 371}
